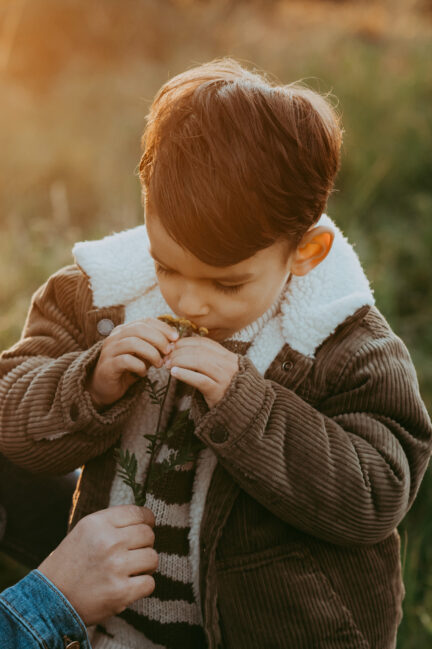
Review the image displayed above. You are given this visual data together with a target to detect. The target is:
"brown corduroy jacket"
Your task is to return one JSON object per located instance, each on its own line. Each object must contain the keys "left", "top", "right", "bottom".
{"left": 1, "top": 262, "right": 431, "bottom": 649}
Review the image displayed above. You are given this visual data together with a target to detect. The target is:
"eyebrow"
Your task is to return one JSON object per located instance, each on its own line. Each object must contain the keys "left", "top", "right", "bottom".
{"left": 149, "top": 250, "right": 254, "bottom": 283}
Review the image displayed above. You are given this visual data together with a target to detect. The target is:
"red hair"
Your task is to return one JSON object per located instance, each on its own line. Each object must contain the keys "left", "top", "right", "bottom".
{"left": 140, "top": 58, "right": 342, "bottom": 266}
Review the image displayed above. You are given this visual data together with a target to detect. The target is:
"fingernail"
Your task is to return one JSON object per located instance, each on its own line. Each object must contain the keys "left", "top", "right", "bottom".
{"left": 164, "top": 359, "right": 172, "bottom": 368}
{"left": 165, "top": 343, "right": 174, "bottom": 353}
{"left": 170, "top": 366, "right": 179, "bottom": 376}
{"left": 169, "top": 330, "right": 179, "bottom": 340}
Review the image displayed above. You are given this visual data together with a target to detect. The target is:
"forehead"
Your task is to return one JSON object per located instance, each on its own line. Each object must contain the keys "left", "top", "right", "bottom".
{"left": 146, "top": 214, "right": 253, "bottom": 280}
{"left": 145, "top": 213, "right": 285, "bottom": 281}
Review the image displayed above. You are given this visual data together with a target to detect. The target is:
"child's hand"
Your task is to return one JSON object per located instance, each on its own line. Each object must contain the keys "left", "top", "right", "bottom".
{"left": 163, "top": 337, "right": 239, "bottom": 408}
{"left": 86, "top": 318, "right": 179, "bottom": 408}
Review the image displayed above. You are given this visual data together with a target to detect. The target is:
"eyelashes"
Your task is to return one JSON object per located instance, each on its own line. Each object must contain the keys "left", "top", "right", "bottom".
{"left": 154, "top": 263, "right": 172, "bottom": 275}
{"left": 155, "top": 263, "right": 244, "bottom": 294}
{"left": 214, "top": 283, "right": 243, "bottom": 295}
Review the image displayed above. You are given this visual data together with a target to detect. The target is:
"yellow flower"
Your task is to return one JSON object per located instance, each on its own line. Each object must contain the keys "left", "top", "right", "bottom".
{"left": 157, "top": 314, "right": 208, "bottom": 337}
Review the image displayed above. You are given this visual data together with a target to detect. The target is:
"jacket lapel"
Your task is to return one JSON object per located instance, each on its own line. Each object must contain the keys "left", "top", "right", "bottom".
{"left": 199, "top": 464, "right": 241, "bottom": 647}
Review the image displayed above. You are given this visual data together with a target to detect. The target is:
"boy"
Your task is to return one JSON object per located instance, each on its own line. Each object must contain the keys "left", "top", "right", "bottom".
{"left": 0, "top": 59, "right": 431, "bottom": 649}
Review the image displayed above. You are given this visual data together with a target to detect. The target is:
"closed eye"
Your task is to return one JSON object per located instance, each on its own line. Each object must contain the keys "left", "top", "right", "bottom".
{"left": 155, "top": 263, "right": 176, "bottom": 276}
{"left": 213, "top": 282, "right": 243, "bottom": 294}
{"left": 155, "top": 263, "right": 244, "bottom": 294}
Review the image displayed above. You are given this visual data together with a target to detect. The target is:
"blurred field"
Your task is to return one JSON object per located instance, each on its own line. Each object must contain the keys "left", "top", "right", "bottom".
{"left": 0, "top": 1, "right": 431, "bottom": 646}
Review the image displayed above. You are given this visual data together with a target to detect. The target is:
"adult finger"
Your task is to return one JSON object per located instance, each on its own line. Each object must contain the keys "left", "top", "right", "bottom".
{"left": 119, "top": 523, "right": 155, "bottom": 550}
{"left": 107, "top": 505, "right": 156, "bottom": 529}
{"left": 127, "top": 574, "right": 156, "bottom": 601}
{"left": 126, "top": 547, "right": 159, "bottom": 576}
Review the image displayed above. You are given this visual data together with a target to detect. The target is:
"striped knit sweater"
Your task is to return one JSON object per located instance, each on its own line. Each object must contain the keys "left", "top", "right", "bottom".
{"left": 89, "top": 298, "right": 282, "bottom": 649}
{"left": 90, "top": 383, "right": 205, "bottom": 649}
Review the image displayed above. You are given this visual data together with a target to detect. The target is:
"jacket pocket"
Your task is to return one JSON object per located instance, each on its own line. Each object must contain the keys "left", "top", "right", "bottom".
{"left": 215, "top": 544, "right": 370, "bottom": 649}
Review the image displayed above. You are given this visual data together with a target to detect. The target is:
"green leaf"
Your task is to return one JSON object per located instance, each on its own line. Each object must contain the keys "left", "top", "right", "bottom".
{"left": 114, "top": 448, "right": 145, "bottom": 505}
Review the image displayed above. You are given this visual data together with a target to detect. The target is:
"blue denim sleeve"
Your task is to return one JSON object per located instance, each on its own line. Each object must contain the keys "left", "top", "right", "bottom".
{"left": 0, "top": 569, "right": 91, "bottom": 649}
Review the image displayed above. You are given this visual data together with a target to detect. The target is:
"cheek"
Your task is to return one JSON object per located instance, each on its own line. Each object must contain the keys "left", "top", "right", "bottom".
{"left": 217, "top": 295, "right": 254, "bottom": 322}
{"left": 239, "top": 279, "right": 284, "bottom": 317}
{"left": 157, "top": 278, "right": 177, "bottom": 307}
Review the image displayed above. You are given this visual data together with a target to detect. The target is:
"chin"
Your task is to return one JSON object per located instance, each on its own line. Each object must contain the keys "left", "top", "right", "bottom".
{"left": 207, "top": 328, "right": 227, "bottom": 341}
{"left": 207, "top": 329, "right": 221, "bottom": 340}
{"left": 208, "top": 327, "right": 240, "bottom": 342}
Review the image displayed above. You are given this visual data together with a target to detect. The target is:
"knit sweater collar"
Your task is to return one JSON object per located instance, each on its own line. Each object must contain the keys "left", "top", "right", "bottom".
{"left": 73, "top": 214, "right": 374, "bottom": 360}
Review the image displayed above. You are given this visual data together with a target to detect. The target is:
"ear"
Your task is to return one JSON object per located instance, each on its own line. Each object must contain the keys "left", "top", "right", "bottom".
{"left": 290, "top": 226, "right": 334, "bottom": 277}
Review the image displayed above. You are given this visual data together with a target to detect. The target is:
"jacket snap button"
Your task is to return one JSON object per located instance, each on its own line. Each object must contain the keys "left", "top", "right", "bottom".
{"left": 210, "top": 426, "right": 229, "bottom": 444}
{"left": 69, "top": 402, "right": 80, "bottom": 422}
{"left": 282, "top": 360, "right": 293, "bottom": 371}
{"left": 97, "top": 318, "right": 115, "bottom": 336}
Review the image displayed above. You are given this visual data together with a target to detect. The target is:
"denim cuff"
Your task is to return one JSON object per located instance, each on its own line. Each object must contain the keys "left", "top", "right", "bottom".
{"left": 0, "top": 570, "right": 90, "bottom": 649}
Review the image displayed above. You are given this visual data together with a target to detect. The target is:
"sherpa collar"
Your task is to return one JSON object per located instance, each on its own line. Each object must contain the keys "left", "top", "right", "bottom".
{"left": 73, "top": 214, "right": 374, "bottom": 360}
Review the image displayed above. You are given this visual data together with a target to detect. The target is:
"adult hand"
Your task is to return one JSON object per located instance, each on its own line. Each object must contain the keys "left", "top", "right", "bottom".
{"left": 38, "top": 505, "right": 158, "bottom": 625}
{"left": 86, "top": 318, "right": 179, "bottom": 408}
{"left": 164, "top": 336, "right": 239, "bottom": 408}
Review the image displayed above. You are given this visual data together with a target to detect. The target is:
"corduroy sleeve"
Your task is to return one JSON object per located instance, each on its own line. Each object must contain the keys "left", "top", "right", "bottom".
{"left": 0, "top": 266, "right": 142, "bottom": 474}
{"left": 190, "top": 326, "right": 432, "bottom": 546}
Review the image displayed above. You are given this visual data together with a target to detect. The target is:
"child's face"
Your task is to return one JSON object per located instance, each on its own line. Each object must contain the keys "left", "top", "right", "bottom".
{"left": 146, "top": 213, "right": 292, "bottom": 341}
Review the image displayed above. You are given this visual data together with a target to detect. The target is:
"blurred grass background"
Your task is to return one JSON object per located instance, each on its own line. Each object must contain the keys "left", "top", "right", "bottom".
{"left": 0, "top": 0, "right": 431, "bottom": 645}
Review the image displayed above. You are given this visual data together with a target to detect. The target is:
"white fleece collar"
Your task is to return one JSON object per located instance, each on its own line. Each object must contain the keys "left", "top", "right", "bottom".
{"left": 73, "top": 214, "right": 374, "bottom": 360}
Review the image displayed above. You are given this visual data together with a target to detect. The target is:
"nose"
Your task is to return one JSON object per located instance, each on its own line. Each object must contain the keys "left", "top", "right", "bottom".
{"left": 177, "top": 284, "right": 210, "bottom": 320}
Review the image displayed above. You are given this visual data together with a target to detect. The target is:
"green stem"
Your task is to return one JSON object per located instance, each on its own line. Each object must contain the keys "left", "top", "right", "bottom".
{"left": 142, "top": 372, "right": 172, "bottom": 501}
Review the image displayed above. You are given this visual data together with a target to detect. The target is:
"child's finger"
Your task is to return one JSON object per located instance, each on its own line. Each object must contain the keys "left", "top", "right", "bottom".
{"left": 173, "top": 336, "right": 220, "bottom": 350}
{"left": 112, "top": 353, "right": 148, "bottom": 377}
{"left": 169, "top": 366, "right": 216, "bottom": 392}
{"left": 165, "top": 348, "right": 224, "bottom": 380}
{"left": 140, "top": 317, "right": 180, "bottom": 342}
{"left": 111, "top": 337, "right": 169, "bottom": 368}
{"left": 151, "top": 317, "right": 181, "bottom": 341}
{"left": 110, "top": 323, "right": 177, "bottom": 355}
